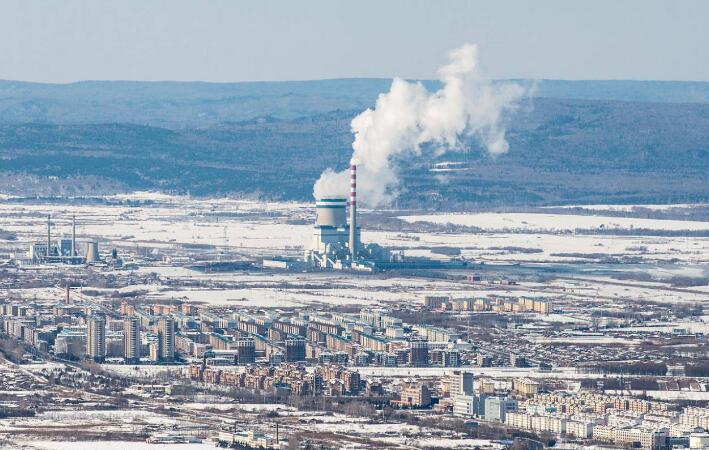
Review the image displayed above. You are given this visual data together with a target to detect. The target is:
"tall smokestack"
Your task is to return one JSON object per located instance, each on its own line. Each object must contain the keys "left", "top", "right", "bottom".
{"left": 349, "top": 164, "right": 357, "bottom": 260}
{"left": 47, "top": 214, "right": 51, "bottom": 258}
{"left": 72, "top": 215, "right": 76, "bottom": 257}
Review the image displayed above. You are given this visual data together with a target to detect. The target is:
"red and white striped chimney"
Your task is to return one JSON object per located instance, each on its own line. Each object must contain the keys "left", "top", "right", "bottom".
{"left": 349, "top": 164, "right": 358, "bottom": 259}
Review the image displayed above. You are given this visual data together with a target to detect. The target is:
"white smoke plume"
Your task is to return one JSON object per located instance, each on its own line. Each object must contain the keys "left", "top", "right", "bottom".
{"left": 313, "top": 44, "right": 526, "bottom": 206}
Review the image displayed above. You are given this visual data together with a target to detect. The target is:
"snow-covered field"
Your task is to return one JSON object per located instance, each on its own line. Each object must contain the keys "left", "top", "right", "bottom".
{"left": 1, "top": 196, "right": 706, "bottom": 309}
{"left": 605, "top": 390, "right": 709, "bottom": 401}
{"left": 17, "top": 442, "right": 214, "bottom": 450}
{"left": 368, "top": 227, "right": 708, "bottom": 267}
{"left": 545, "top": 203, "right": 708, "bottom": 212}
{"left": 399, "top": 212, "right": 709, "bottom": 232}
{"left": 526, "top": 336, "right": 638, "bottom": 345}
{"left": 2, "top": 197, "right": 707, "bottom": 267}
{"left": 0, "top": 198, "right": 313, "bottom": 254}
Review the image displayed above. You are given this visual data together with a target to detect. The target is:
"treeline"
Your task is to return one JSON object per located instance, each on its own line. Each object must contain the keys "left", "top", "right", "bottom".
{"left": 588, "top": 361, "right": 667, "bottom": 376}
{"left": 586, "top": 361, "right": 709, "bottom": 377}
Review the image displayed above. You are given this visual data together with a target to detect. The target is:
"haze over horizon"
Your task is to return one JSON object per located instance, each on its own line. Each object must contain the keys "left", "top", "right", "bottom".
{"left": 4, "top": 77, "right": 709, "bottom": 86}
{"left": 1, "top": 0, "right": 708, "bottom": 84}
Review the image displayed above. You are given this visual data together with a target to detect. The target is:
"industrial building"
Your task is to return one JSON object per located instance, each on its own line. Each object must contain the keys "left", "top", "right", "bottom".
{"left": 27, "top": 215, "right": 98, "bottom": 265}
{"left": 304, "top": 164, "right": 396, "bottom": 270}
{"left": 301, "top": 163, "right": 469, "bottom": 272}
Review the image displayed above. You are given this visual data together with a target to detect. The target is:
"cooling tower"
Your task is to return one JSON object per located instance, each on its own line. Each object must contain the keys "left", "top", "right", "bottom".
{"left": 85, "top": 241, "right": 100, "bottom": 263}
{"left": 315, "top": 198, "right": 347, "bottom": 227}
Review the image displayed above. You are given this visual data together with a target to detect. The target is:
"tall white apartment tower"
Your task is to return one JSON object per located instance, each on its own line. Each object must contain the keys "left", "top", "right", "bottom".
{"left": 451, "top": 370, "right": 475, "bottom": 397}
{"left": 157, "top": 316, "right": 175, "bottom": 361}
{"left": 87, "top": 316, "right": 106, "bottom": 362}
{"left": 123, "top": 316, "right": 141, "bottom": 363}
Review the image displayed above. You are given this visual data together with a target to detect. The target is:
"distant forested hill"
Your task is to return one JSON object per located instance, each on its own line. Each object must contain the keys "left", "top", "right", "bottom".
{"left": 0, "top": 79, "right": 707, "bottom": 207}
{"left": 1, "top": 78, "right": 709, "bottom": 128}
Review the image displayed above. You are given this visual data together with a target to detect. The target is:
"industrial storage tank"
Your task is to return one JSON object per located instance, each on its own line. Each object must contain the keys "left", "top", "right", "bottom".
{"left": 315, "top": 198, "right": 347, "bottom": 227}
{"left": 85, "top": 241, "right": 100, "bottom": 263}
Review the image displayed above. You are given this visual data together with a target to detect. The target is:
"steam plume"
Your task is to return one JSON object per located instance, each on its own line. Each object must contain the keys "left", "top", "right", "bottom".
{"left": 314, "top": 44, "right": 526, "bottom": 206}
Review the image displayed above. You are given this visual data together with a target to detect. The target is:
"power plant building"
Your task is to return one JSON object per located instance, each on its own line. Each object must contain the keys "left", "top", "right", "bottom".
{"left": 305, "top": 164, "right": 390, "bottom": 270}
{"left": 307, "top": 197, "right": 359, "bottom": 268}
{"left": 84, "top": 241, "right": 100, "bottom": 263}
{"left": 27, "top": 215, "right": 90, "bottom": 265}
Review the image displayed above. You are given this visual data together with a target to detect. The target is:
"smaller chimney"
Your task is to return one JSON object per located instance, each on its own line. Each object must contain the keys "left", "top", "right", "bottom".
{"left": 65, "top": 284, "right": 71, "bottom": 304}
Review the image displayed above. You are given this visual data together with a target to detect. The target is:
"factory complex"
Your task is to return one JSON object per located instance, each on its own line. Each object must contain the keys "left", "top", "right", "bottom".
{"left": 25, "top": 214, "right": 102, "bottom": 265}
{"left": 303, "top": 164, "right": 463, "bottom": 272}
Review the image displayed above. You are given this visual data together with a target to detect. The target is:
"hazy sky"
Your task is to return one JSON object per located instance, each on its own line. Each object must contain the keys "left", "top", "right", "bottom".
{"left": 1, "top": 0, "right": 707, "bottom": 83}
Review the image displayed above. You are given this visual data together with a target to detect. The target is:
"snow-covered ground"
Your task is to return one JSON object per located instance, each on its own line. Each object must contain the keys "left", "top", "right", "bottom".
{"left": 399, "top": 212, "right": 709, "bottom": 232}
{"left": 368, "top": 229, "right": 708, "bottom": 266}
{"left": 526, "top": 336, "right": 638, "bottom": 345}
{"left": 1, "top": 197, "right": 706, "bottom": 309}
{"left": 17, "top": 442, "right": 215, "bottom": 450}
{"left": 605, "top": 390, "right": 709, "bottom": 401}
{"left": 0, "top": 199, "right": 313, "bottom": 253}
{"left": 545, "top": 203, "right": 708, "bottom": 212}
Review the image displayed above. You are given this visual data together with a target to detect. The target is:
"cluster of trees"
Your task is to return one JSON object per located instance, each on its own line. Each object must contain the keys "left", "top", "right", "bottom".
{"left": 590, "top": 361, "right": 667, "bottom": 376}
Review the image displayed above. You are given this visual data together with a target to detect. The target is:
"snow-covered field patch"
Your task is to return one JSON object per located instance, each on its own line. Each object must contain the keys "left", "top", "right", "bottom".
{"left": 399, "top": 212, "right": 709, "bottom": 232}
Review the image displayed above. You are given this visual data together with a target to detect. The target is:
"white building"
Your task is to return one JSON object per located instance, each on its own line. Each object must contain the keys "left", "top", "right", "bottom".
{"left": 453, "top": 395, "right": 475, "bottom": 417}
{"left": 87, "top": 316, "right": 106, "bottom": 362}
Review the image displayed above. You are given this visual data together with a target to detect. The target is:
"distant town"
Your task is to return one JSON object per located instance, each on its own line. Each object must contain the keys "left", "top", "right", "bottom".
{"left": 0, "top": 192, "right": 706, "bottom": 450}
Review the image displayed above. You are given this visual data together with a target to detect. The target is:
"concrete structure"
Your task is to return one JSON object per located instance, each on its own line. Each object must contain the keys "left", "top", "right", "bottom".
{"left": 451, "top": 370, "right": 475, "bottom": 397}
{"left": 123, "top": 317, "right": 140, "bottom": 363}
{"left": 484, "top": 396, "right": 517, "bottom": 422}
{"left": 399, "top": 382, "right": 431, "bottom": 408}
{"left": 409, "top": 336, "right": 429, "bottom": 367}
{"left": 453, "top": 395, "right": 475, "bottom": 417}
{"left": 85, "top": 241, "right": 100, "bottom": 263}
{"left": 217, "top": 431, "right": 276, "bottom": 448}
{"left": 284, "top": 336, "right": 306, "bottom": 362}
{"left": 29, "top": 243, "right": 48, "bottom": 261}
{"left": 236, "top": 336, "right": 256, "bottom": 364}
{"left": 54, "top": 326, "right": 87, "bottom": 359}
{"left": 595, "top": 426, "right": 668, "bottom": 449}
{"left": 27, "top": 214, "right": 86, "bottom": 264}
{"left": 87, "top": 316, "right": 106, "bottom": 362}
{"left": 316, "top": 198, "right": 347, "bottom": 227}
{"left": 689, "top": 433, "right": 709, "bottom": 449}
{"left": 307, "top": 196, "right": 359, "bottom": 269}
{"left": 304, "top": 164, "right": 389, "bottom": 270}
{"left": 158, "top": 317, "right": 175, "bottom": 362}
{"left": 510, "top": 353, "right": 527, "bottom": 367}
{"left": 423, "top": 295, "right": 449, "bottom": 309}
{"left": 59, "top": 239, "right": 72, "bottom": 257}
{"left": 514, "top": 378, "right": 541, "bottom": 397}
